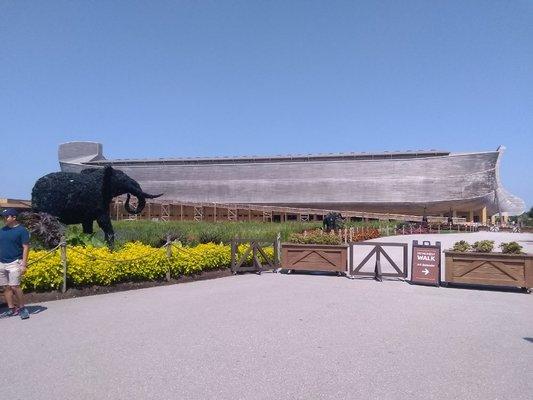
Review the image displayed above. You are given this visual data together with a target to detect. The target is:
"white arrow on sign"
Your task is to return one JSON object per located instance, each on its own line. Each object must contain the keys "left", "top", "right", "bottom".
{"left": 422, "top": 268, "right": 430, "bottom": 276}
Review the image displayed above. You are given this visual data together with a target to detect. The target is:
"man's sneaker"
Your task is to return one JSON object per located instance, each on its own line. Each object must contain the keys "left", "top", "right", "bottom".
{"left": 19, "top": 307, "right": 30, "bottom": 320}
{"left": 1, "top": 308, "right": 19, "bottom": 318}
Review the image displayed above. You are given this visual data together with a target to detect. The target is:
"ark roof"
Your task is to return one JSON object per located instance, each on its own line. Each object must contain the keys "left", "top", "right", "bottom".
{"left": 87, "top": 149, "right": 451, "bottom": 166}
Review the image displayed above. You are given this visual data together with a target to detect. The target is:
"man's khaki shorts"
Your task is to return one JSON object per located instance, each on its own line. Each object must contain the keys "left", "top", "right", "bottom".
{"left": 0, "top": 260, "right": 23, "bottom": 287}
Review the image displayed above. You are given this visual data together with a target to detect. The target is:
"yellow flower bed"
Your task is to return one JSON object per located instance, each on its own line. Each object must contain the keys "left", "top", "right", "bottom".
{"left": 22, "top": 249, "right": 63, "bottom": 291}
{"left": 22, "top": 242, "right": 274, "bottom": 292}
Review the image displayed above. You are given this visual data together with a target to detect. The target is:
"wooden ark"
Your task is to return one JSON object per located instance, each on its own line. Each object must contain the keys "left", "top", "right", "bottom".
{"left": 444, "top": 251, "right": 533, "bottom": 289}
{"left": 281, "top": 243, "right": 348, "bottom": 273}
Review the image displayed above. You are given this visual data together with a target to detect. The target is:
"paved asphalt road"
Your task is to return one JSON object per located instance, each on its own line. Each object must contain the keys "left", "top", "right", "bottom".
{"left": 2, "top": 269, "right": 532, "bottom": 399}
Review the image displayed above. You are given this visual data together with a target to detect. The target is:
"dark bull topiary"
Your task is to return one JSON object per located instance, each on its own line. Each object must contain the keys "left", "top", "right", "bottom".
{"left": 323, "top": 212, "right": 344, "bottom": 231}
{"left": 31, "top": 166, "right": 162, "bottom": 246}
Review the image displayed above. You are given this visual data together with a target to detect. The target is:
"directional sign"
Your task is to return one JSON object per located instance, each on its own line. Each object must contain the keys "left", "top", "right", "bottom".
{"left": 411, "top": 240, "right": 441, "bottom": 286}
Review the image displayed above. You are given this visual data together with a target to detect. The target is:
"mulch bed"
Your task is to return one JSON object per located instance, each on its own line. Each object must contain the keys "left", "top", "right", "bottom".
{"left": 2, "top": 268, "right": 234, "bottom": 305}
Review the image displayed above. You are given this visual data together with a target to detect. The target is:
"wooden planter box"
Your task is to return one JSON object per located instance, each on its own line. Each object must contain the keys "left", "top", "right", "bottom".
{"left": 281, "top": 243, "right": 348, "bottom": 273}
{"left": 444, "top": 251, "right": 533, "bottom": 289}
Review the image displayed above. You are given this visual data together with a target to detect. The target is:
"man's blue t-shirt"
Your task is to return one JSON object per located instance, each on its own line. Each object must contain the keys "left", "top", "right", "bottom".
{"left": 0, "top": 225, "right": 30, "bottom": 263}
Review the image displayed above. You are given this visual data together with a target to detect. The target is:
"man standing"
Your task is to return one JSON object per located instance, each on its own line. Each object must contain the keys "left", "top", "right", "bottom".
{"left": 0, "top": 208, "right": 30, "bottom": 319}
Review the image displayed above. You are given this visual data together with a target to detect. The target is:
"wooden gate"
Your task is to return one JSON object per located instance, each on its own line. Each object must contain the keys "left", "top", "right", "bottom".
{"left": 231, "top": 238, "right": 280, "bottom": 274}
{"left": 349, "top": 242, "right": 408, "bottom": 281}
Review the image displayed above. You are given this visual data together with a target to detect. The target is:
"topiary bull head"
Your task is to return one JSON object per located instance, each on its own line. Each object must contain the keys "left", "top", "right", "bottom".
{"left": 31, "top": 166, "right": 162, "bottom": 246}
{"left": 323, "top": 212, "right": 344, "bottom": 231}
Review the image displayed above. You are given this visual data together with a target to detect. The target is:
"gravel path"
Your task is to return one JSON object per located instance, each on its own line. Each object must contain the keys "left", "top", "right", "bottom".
{"left": 2, "top": 269, "right": 532, "bottom": 400}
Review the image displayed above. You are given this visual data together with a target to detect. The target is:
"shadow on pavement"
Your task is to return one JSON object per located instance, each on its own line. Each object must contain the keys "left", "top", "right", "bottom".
{"left": 0, "top": 304, "right": 48, "bottom": 318}
{"left": 278, "top": 270, "right": 349, "bottom": 278}
{"left": 440, "top": 282, "right": 529, "bottom": 294}
{"left": 26, "top": 305, "right": 48, "bottom": 315}
{"left": 523, "top": 337, "right": 533, "bottom": 344}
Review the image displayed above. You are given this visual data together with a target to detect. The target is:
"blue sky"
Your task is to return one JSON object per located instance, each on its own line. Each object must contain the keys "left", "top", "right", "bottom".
{"left": 1, "top": 1, "right": 532, "bottom": 208}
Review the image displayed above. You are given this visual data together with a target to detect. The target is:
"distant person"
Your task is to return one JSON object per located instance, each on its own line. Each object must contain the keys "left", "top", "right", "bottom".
{"left": 0, "top": 208, "right": 30, "bottom": 319}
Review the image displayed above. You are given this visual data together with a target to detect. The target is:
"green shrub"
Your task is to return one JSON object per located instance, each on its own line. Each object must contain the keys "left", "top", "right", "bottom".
{"left": 288, "top": 231, "right": 342, "bottom": 245}
{"left": 452, "top": 240, "right": 471, "bottom": 252}
{"left": 499, "top": 242, "right": 523, "bottom": 254}
{"left": 472, "top": 240, "right": 495, "bottom": 253}
{"left": 78, "top": 221, "right": 322, "bottom": 248}
{"left": 154, "top": 231, "right": 187, "bottom": 247}
{"left": 199, "top": 230, "right": 223, "bottom": 244}
{"left": 66, "top": 226, "right": 106, "bottom": 247}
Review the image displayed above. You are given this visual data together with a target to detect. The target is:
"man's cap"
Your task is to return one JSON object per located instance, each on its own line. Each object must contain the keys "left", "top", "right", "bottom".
{"left": 1, "top": 208, "right": 19, "bottom": 217}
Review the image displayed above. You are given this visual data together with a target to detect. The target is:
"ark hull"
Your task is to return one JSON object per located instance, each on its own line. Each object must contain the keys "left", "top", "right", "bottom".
{"left": 58, "top": 142, "right": 525, "bottom": 219}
